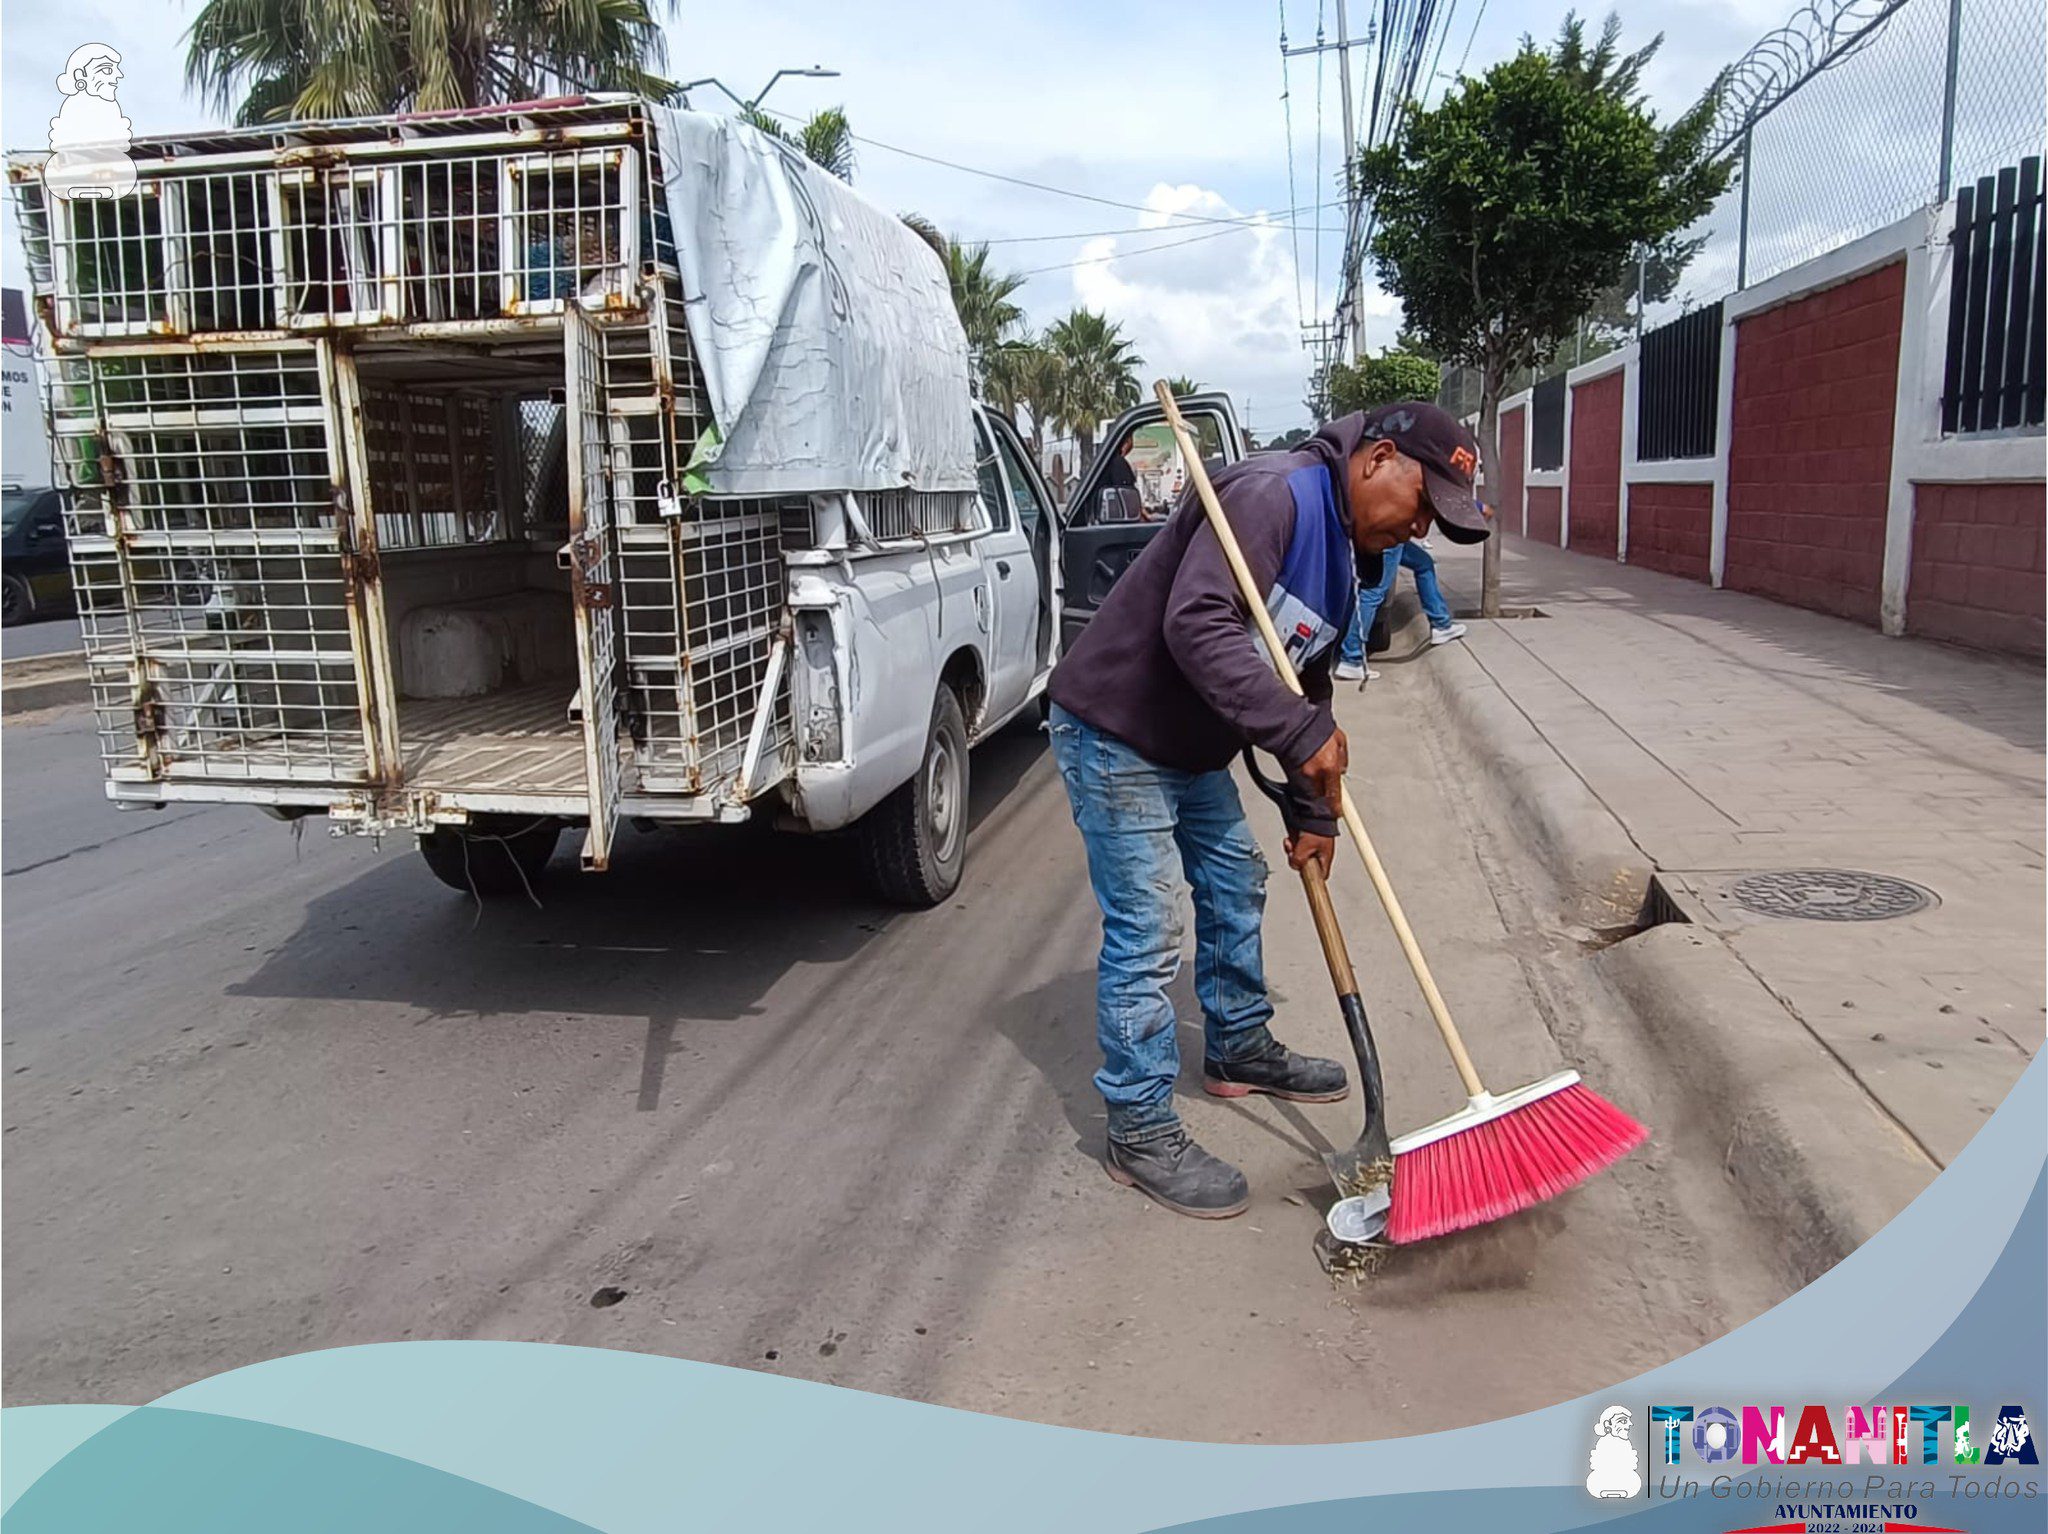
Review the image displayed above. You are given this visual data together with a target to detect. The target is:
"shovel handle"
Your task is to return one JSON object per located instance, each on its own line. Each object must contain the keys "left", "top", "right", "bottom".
{"left": 1159, "top": 379, "right": 1488, "bottom": 1100}
{"left": 1298, "top": 859, "right": 1358, "bottom": 999}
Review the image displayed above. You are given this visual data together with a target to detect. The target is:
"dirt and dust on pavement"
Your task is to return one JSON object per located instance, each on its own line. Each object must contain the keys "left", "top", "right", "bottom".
{"left": 4, "top": 635, "right": 1812, "bottom": 1444}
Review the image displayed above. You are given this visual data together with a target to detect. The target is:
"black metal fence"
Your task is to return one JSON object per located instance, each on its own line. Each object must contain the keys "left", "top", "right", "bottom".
{"left": 1530, "top": 373, "right": 1567, "bottom": 470}
{"left": 1942, "top": 154, "right": 2046, "bottom": 434}
{"left": 1638, "top": 302, "right": 1724, "bottom": 460}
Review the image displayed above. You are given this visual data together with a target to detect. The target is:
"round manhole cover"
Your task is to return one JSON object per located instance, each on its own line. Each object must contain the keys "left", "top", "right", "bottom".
{"left": 1728, "top": 870, "right": 1936, "bottom": 922}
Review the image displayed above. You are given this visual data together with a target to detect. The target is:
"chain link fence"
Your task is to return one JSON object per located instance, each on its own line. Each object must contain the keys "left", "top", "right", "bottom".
{"left": 1656, "top": 0, "right": 2046, "bottom": 321}
{"left": 1433, "top": 0, "right": 2047, "bottom": 418}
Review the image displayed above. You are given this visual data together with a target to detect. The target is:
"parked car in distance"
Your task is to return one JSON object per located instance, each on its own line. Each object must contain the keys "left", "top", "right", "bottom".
{"left": 1, "top": 485, "right": 69, "bottom": 627}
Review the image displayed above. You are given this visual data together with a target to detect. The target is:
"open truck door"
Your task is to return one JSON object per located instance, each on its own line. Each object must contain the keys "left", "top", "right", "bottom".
{"left": 1057, "top": 391, "right": 1245, "bottom": 654}
{"left": 562, "top": 303, "right": 627, "bottom": 870}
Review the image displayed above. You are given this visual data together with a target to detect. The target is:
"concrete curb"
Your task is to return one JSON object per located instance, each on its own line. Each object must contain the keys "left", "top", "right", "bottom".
{"left": 1398, "top": 604, "right": 1651, "bottom": 930}
{"left": 1589, "top": 925, "right": 1939, "bottom": 1285}
{"left": 1402, "top": 604, "right": 1939, "bottom": 1279}
{"left": 2, "top": 652, "right": 91, "bottom": 716}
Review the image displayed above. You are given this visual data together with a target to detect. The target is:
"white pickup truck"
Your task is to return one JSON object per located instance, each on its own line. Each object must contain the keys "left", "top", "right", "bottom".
{"left": 9, "top": 96, "right": 1056, "bottom": 907}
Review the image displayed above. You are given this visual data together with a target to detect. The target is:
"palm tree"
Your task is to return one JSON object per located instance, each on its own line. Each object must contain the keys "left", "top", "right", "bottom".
{"left": 899, "top": 213, "right": 950, "bottom": 265}
{"left": 942, "top": 242, "right": 1028, "bottom": 387}
{"left": 1010, "top": 343, "right": 1067, "bottom": 464}
{"left": 741, "top": 104, "right": 856, "bottom": 182}
{"left": 186, "top": 0, "right": 675, "bottom": 125}
{"left": 1163, "top": 375, "right": 1203, "bottom": 396}
{"left": 1045, "top": 308, "right": 1143, "bottom": 470}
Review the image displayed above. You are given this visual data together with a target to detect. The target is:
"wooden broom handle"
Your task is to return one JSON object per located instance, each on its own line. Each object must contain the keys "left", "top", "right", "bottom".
{"left": 1153, "top": 380, "right": 1488, "bottom": 1099}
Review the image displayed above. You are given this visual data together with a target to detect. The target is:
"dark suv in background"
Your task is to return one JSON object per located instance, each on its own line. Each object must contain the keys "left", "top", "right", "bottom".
{"left": 2, "top": 485, "right": 70, "bottom": 626}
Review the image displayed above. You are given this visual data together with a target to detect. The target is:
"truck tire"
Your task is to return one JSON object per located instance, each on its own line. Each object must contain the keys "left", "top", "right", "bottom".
{"left": 859, "top": 686, "right": 969, "bottom": 907}
{"left": 418, "top": 817, "right": 562, "bottom": 898}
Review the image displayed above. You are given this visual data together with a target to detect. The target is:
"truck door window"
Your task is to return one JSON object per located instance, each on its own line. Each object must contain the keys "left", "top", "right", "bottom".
{"left": 994, "top": 432, "right": 1046, "bottom": 542}
{"left": 973, "top": 414, "right": 1012, "bottom": 531}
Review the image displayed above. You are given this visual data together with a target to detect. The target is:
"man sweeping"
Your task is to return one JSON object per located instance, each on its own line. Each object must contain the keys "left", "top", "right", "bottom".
{"left": 1046, "top": 402, "right": 1491, "bottom": 1219}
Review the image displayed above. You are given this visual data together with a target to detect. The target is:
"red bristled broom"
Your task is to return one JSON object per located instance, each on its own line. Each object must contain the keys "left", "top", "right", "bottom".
{"left": 1153, "top": 381, "right": 1648, "bottom": 1243}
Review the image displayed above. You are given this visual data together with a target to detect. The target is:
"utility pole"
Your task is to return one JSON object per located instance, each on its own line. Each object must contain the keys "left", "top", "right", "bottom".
{"left": 1283, "top": 5, "right": 1371, "bottom": 364}
{"left": 1333, "top": 0, "right": 1364, "bottom": 362}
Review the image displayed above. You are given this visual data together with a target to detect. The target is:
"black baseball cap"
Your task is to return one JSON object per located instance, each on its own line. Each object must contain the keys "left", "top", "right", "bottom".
{"left": 1361, "top": 401, "right": 1492, "bottom": 543}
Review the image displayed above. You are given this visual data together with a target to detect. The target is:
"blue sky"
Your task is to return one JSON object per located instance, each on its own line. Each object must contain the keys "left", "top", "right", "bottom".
{"left": 1, "top": 0, "right": 1794, "bottom": 434}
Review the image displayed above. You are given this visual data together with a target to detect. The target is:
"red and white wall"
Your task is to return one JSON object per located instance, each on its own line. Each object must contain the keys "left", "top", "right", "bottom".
{"left": 1487, "top": 207, "right": 2045, "bottom": 657}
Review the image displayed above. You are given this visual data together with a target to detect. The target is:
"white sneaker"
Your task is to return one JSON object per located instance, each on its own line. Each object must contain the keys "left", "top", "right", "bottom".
{"left": 1333, "top": 660, "right": 1365, "bottom": 681}
{"left": 1428, "top": 622, "right": 1469, "bottom": 646}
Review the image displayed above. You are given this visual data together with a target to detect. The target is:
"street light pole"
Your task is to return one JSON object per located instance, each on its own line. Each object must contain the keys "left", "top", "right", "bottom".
{"left": 677, "top": 66, "right": 840, "bottom": 113}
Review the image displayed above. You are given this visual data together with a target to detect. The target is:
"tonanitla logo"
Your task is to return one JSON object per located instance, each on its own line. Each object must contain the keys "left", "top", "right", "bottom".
{"left": 1648, "top": 1404, "right": 2036, "bottom": 1471}
{"left": 1585, "top": 1402, "right": 2041, "bottom": 1521}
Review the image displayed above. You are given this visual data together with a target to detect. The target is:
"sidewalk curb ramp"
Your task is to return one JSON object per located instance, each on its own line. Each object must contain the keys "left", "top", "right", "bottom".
{"left": 2, "top": 652, "right": 91, "bottom": 716}
{"left": 1399, "top": 603, "right": 1940, "bottom": 1285}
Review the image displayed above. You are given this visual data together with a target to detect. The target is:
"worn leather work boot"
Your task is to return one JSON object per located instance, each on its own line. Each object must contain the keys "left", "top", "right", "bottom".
{"left": 1202, "top": 1041, "right": 1350, "bottom": 1102}
{"left": 1103, "top": 1129, "right": 1251, "bottom": 1219}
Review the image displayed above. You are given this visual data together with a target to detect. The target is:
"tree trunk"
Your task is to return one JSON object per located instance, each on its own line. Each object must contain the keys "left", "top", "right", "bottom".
{"left": 1476, "top": 361, "right": 1504, "bottom": 620}
{"left": 1078, "top": 424, "right": 1096, "bottom": 475}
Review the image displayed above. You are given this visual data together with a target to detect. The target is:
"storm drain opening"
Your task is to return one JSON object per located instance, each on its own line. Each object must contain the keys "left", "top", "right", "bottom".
{"left": 1727, "top": 870, "right": 1938, "bottom": 923}
{"left": 1574, "top": 874, "right": 1692, "bottom": 954}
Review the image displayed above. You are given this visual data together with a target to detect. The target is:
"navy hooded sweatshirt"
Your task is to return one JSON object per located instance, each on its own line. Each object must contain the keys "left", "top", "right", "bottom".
{"left": 1048, "top": 414, "right": 1372, "bottom": 836}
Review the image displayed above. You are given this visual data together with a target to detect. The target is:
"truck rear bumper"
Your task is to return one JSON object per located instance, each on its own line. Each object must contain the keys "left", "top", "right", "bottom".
{"left": 104, "top": 778, "right": 756, "bottom": 828}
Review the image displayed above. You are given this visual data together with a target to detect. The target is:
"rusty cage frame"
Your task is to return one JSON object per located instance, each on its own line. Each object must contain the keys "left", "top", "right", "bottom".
{"left": 9, "top": 98, "right": 800, "bottom": 854}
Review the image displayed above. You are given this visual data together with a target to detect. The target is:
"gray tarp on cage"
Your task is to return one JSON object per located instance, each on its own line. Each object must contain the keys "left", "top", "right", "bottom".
{"left": 652, "top": 107, "right": 977, "bottom": 497}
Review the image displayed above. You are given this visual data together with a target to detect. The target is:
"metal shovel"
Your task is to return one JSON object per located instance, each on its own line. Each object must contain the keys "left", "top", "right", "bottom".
{"left": 1243, "top": 749, "right": 1393, "bottom": 1241}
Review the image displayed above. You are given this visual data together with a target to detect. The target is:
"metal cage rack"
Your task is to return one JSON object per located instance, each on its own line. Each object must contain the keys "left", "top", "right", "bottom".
{"left": 8, "top": 99, "right": 795, "bottom": 825}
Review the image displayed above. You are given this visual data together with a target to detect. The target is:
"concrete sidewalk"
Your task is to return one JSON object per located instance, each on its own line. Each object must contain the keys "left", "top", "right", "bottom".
{"left": 1385, "top": 535, "right": 2040, "bottom": 1194}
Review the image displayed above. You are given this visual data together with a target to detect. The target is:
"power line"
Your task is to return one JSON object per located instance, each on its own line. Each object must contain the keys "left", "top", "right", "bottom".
{"left": 1422, "top": 0, "right": 1459, "bottom": 110}
{"left": 976, "top": 203, "right": 1344, "bottom": 244}
{"left": 1453, "top": 0, "right": 1490, "bottom": 78}
{"left": 1280, "top": 0, "right": 1308, "bottom": 329}
{"left": 1014, "top": 221, "right": 1254, "bottom": 278}
{"left": 754, "top": 104, "right": 1302, "bottom": 229}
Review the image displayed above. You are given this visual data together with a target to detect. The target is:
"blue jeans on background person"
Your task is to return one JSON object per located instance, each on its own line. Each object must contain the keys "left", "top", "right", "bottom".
{"left": 1339, "top": 541, "right": 1454, "bottom": 666}
{"left": 1046, "top": 704, "right": 1277, "bottom": 1145}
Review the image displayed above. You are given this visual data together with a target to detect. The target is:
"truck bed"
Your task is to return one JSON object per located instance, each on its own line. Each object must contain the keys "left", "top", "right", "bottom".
{"left": 402, "top": 685, "right": 583, "bottom": 794}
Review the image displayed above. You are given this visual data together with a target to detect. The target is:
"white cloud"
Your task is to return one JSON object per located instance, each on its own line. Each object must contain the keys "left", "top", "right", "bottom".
{"left": 1067, "top": 184, "right": 1310, "bottom": 431}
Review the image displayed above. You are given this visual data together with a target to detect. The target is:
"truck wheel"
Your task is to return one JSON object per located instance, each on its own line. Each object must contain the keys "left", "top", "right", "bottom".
{"left": 2, "top": 574, "right": 31, "bottom": 627}
{"left": 418, "top": 817, "right": 562, "bottom": 898}
{"left": 859, "top": 686, "right": 968, "bottom": 907}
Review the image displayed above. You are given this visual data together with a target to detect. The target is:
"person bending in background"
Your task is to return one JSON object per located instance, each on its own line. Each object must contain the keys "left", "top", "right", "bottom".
{"left": 1333, "top": 535, "right": 1467, "bottom": 682}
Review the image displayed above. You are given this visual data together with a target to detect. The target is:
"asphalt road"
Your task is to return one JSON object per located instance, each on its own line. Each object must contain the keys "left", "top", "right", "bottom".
{"left": 1, "top": 613, "right": 82, "bottom": 659}
{"left": 1, "top": 660, "right": 1793, "bottom": 1440}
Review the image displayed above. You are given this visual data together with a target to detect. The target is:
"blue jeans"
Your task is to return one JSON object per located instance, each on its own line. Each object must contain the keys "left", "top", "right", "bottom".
{"left": 1339, "top": 542, "right": 1453, "bottom": 665}
{"left": 1046, "top": 704, "right": 1277, "bottom": 1144}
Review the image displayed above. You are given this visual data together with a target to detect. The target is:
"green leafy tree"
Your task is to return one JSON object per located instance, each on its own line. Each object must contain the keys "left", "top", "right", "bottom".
{"left": 1162, "top": 375, "right": 1203, "bottom": 396}
{"left": 186, "top": 0, "right": 675, "bottom": 124}
{"left": 741, "top": 104, "right": 856, "bottom": 182}
{"left": 1045, "top": 308, "right": 1143, "bottom": 471}
{"left": 1352, "top": 11, "right": 1728, "bottom": 612}
{"left": 1325, "top": 350, "right": 1442, "bottom": 417}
